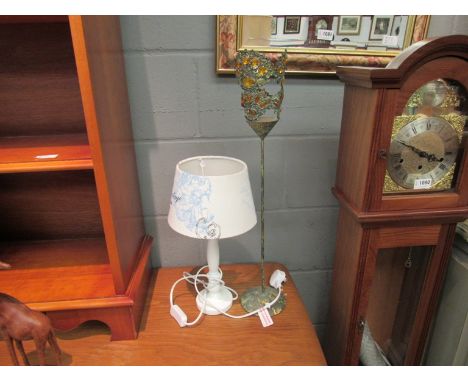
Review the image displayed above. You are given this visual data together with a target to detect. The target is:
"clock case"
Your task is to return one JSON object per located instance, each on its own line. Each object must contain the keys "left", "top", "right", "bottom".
{"left": 325, "top": 35, "right": 468, "bottom": 365}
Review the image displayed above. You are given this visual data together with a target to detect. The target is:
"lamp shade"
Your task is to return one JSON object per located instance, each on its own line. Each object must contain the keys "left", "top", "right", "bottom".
{"left": 168, "top": 156, "right": 257, "bottom": 239}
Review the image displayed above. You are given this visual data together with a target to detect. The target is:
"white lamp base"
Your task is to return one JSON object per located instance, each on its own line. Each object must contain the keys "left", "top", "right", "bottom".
{"left": 196, "top": 286, "right": 233, "bottom": 315}
{"left": 193, "top": 238, "right": 234, "bottom": 315}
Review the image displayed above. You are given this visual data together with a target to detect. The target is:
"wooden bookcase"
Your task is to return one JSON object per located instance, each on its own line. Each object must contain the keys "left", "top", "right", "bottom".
{"left": 0, "top": 16, "right": 153, "bottom": 340}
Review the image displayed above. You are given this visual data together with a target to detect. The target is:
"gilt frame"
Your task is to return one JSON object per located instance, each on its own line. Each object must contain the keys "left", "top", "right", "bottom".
{"left": 216, "top": 15, "right": 431, "bottom": 76}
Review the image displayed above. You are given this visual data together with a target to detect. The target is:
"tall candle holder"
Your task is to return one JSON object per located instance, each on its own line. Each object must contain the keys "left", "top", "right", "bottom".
{"left": 235, "top": 50, "right": 287, "bottom": 315}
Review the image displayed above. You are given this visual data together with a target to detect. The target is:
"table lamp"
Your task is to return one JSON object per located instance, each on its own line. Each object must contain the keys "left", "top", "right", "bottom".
{"left": 168, "top": 156, "right": 257, "bottom": 315}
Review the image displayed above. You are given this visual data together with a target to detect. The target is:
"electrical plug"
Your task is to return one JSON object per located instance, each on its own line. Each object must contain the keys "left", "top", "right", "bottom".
{"left": 269, "top": 269, "right": 287, "bottom": 289}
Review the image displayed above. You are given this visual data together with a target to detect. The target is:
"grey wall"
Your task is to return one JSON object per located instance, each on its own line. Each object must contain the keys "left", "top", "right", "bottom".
{"left": 119, "top": 15, "right": 468, "bottom": 345}
{"left": 427, "top": 15, "right": 468, "bottom": 37}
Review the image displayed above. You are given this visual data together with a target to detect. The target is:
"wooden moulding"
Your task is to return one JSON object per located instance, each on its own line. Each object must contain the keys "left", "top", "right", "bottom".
{"left": 42, "top": 235, "right": 153, "bottom": 341}
{"left": 332, "top": 187, "right": 468, "bottom": 226}
{"left": 337, "top": 35, "right": 468, "bottom": 88}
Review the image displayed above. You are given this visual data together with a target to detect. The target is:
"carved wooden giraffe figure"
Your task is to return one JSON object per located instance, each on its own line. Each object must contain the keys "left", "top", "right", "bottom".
{"left": 0, "top": 293, "right": 62, "bottom": 366}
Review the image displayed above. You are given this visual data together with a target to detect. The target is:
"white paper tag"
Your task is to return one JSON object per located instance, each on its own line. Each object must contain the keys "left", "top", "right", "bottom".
{"left": 414, "top": 178, "right": 432, "bottom": 189}
{"left": 258, "top": 307, "right": 274, "bottom": 327}
{"left": 317, "top": 29, "right": 334, "bottom": 41}
{"left": 35, "top": 154, "right": 59, "bottom": 159}
{"left": 382, "top": 35, "right": 398, "bottom": 47}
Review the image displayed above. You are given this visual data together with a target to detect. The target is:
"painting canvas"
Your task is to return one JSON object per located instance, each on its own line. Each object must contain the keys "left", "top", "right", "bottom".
{"left": 369, "top": 16, "right": 394, "bottom": 40}
{"left": 338, "top": 16, "right": 361, "bottom": 35}
{"left": 283, "top": 16, "right": 301, "bottom": 34}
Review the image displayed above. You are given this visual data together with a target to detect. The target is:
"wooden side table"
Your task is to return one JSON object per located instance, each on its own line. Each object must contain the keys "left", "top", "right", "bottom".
{"left": 0, "top": 262, "right": 326, "bottom": 366}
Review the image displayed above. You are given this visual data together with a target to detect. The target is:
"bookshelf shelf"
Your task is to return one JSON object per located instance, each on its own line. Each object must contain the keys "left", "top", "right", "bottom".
{"left": 0, "top": 134, "right": 92, "bottom": 173}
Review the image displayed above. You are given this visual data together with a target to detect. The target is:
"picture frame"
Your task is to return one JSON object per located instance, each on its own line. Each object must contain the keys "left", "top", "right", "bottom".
{"left": 216, "top": 15, "right": 431, "bottom": 75}
{"left": 283, "top": 16, "right": 301, "bottom": 34}
{"left": 337, "top": 16, "right": 362, "bottom": 35}
{"left": 369, "top": 15, "right": 394, "bottom": 40}
{"left": 392, "top": 15, "right": 403, "bottom": 36}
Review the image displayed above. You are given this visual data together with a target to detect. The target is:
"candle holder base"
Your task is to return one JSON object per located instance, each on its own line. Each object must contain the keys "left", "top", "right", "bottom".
{"left": 240, "top": 286, "right": 286, "bottom": 316}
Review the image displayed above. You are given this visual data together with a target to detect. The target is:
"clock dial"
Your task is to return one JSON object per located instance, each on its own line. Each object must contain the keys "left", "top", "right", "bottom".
{"left": 384, "top": 77, "right": 467, "bottom": 193}
{"left": 387, "top": 117, "right": 459, "bottom": 189}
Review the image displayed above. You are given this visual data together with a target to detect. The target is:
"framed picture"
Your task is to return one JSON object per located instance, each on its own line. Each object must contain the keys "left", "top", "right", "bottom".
{"left": 271, "top": 16, "right": 277, "bottom": 35}
{"left": 337, "top": 16, "right": 362, "bottom": 35}
{"left": 369, "top": 16, "right": 394, "bottom": 40}
{"left": 283, "top": 16, "right": 301, "bottom": 34}
{"left": 392, "top": 15, "right": 403, "bottom": 36}
{"left": 216, "top": 15, "right": 431, "bottom": 75}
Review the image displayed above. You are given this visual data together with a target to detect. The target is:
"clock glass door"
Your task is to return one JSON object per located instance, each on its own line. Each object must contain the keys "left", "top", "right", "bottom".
{"left": 384, "top": 79, "right": 467, "bottom": 193}
{"left": 359, "top": 246, "right": 433, "bottom": 365}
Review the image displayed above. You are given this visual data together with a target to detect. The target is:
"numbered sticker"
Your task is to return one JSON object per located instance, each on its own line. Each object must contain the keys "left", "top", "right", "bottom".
{"left": 317, "top": 29, "right": 334, "bottom": 41}
{"left": 382, "top": 35, "right": 398, "bottom": 47}
{"left": 414, "top": 178, "right": 432, "bottom": 190}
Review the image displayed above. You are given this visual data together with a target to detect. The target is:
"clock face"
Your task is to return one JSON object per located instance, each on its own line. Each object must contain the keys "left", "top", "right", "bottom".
{"left": 383, "top": 78, "right": 467, "bottom": 193}
{"left": 387, "top": 117, "right": 459, "bottom": 189}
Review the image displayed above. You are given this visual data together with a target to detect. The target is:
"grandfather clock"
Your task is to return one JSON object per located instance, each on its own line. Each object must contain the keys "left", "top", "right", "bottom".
{"left": 325, "top": 35, "right": 468, "bottom": 365}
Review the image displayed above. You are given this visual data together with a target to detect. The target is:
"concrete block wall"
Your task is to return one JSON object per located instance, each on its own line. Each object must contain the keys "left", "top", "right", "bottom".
{"left": 119, "top": 15, "right": 467, "bottom": 345}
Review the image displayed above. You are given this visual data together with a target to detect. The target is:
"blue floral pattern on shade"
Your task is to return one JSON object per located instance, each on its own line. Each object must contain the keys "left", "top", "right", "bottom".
{"left": 171, "top": 172, "right": 215, "bottom": 236}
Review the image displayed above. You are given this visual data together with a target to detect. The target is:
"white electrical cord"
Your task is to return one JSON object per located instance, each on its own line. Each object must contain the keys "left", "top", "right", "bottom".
{"left": 169, "top": 265, "right": 238, "bottom": 326}
{"left": 169, "top": 266, "right": 284, "bottom": 327}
